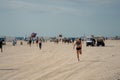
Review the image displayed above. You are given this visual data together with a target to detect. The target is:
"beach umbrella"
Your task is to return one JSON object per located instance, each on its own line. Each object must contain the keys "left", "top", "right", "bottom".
{"left": 31, "top": 32, "right": 37, "bottom": 38}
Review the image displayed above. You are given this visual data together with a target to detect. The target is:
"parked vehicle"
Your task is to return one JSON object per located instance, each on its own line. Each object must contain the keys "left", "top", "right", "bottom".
{"left": 96, "top": 37, "right": 105, "bottom": 46}
{"left": 86, "top": 37, "right": 96, "bottom": 46}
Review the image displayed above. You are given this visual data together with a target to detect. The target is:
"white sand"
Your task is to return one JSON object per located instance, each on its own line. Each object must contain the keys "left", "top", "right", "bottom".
{"left": 0, "top": 40, "right": 120, "bottom": 80}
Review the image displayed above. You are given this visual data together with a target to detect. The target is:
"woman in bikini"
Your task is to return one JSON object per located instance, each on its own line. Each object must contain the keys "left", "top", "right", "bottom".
{"left": 73, "top": 38, "right": 82, "bottom": 61}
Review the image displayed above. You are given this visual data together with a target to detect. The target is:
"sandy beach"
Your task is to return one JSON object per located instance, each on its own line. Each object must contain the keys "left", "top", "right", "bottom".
{"left": 0, "top": 40, "right": 120, "bottom": 80}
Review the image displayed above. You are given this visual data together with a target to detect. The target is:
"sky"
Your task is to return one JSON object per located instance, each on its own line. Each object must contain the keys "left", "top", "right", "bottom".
{"left": 0, "top": 0, "right": 120, "bottom": 37}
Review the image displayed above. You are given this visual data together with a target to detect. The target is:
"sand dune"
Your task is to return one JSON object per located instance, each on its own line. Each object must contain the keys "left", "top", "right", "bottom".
{"left": 0, "top": 40, "right": 120, "bottom": 80}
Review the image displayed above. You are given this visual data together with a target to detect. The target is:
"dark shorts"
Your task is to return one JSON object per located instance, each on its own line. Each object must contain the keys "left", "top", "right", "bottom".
{"left": 39, "top": 43, "right": 42, "bottom": 46}
{"left": 76, "top": 47, "right": 81, "bottom": 50}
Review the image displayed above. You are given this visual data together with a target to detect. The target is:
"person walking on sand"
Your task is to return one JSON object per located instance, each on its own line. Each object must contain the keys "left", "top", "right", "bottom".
{"left": 39, "top": 39, "right": 42, "bottom": 50}
{"left": 28, "top": 38, "right": 32, "bottom": 47}
{"left": 73, "top": 38, "right": 82, "bottom": 61}
{"left": 12, "top": 40, "right": 16, "bottom": 46}
{"left": 36, "top": 37, "right": 39, "bottom": 46}
{"left": 0, "top": 40, "right": 3, "bottom": 52}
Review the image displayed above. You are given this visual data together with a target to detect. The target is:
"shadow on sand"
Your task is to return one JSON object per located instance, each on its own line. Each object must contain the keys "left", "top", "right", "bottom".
{"left": 0, "top": 68, "right": 18, "bottom": 71}
{"left": 80, "top": 59, "right": 105, "bottom": 62}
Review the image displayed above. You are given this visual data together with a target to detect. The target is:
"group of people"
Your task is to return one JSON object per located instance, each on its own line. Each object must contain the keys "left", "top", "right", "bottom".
{"left": 28, "top": 37, "right": 42, "bottom": 50}
{"left": 29, "top": 38, "right": 82, "bottom": 61}
{"left": 27, "top": 37, "right": 82, "bottom": 61}
{"left": 0, "top": 37, "right": 82, "bottom": 62}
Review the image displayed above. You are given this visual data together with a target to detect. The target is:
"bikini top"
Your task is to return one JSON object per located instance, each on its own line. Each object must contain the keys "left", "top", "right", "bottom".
{"left": 76, "top": 41, "right": 81, "bottom": 46}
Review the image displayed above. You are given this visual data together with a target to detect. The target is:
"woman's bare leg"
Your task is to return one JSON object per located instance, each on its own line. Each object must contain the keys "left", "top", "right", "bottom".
{"left": 80, "top": 49, "right": 82, "bottom": 55}
{"left": 77, "top": 50, "right": 80, "bottom": 61}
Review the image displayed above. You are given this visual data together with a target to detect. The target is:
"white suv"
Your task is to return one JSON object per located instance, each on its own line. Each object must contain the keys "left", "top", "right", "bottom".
{"left": 86, "top": 37, "right": 96, "bottom": 46}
